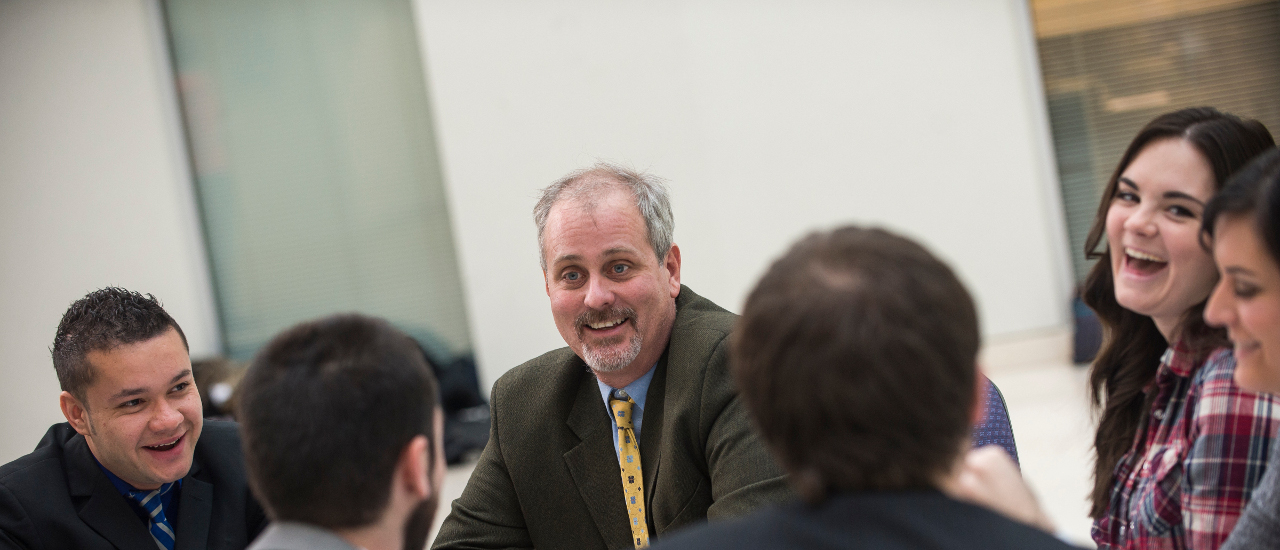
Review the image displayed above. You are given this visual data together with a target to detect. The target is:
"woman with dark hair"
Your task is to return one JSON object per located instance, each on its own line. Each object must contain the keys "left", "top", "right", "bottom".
{"left": 1203, "top": 147, "right": 1280, "bottom": 549}
{"left": 1084, "top": 107, "right": 1280, "bottom": 550}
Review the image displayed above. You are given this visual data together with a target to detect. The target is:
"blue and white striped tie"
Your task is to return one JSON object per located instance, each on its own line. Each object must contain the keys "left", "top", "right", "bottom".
{"left": 128, "top": 482, "right": 176, "bottom": 550}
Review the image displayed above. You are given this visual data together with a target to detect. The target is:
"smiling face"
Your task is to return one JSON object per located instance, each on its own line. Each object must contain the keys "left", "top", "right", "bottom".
{"left": 1105, "top": 138, "right": 1221, "bottom": 339}
{"left": 59, "top": 327, "right": 202, "bottom": 490}
{"left": 542, "top": 186, "right": 681, "bottom": 386}
{"left": 1206, "top": 214, "right": 1280, "bottom": 393}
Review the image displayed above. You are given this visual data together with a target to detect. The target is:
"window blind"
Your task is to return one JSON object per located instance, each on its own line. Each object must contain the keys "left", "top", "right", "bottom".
{"left": 1030, "top": 0, "right": 1280, "bottom": 282}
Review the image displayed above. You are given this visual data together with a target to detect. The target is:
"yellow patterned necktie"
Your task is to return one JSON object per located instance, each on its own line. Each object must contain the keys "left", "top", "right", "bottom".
{"left": 610, "top": 392, "right": 649, "bottom": 548}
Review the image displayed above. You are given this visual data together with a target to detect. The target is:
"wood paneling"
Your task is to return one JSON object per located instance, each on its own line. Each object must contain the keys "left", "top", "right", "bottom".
{"left": 1030, "top": 0, "right": 1270, "bottom": 37}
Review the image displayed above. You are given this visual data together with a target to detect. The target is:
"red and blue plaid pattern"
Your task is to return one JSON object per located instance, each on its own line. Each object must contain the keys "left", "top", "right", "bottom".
{"left": 1093, "top": 344, "right": 1280, "bottom": 550}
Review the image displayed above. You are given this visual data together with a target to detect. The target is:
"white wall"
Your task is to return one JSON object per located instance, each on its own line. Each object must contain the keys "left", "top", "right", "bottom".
{"left": 412, "top": 0, "right": 1074, "bottom": 389}
{"left": 0, "top": 0, "right": 220, "bottom": 464}
{"left": 0, "top": 0, "right": 1072, "bottom": 463}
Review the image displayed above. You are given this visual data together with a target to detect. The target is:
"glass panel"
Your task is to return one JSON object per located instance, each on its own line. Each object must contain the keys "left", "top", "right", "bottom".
{"left": 163, "top": 0, "right": 471, "bottom": 360}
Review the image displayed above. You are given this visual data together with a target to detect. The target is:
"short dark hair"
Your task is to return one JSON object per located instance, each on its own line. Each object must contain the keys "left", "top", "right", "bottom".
{"left": 237, "top": 314, "right": 440, "bottom": 529}
{"left": 1203, "top": 147, "right": 1280, "bottom": 259}
{"left": 733, "top": 226, "right": 979, "bottom": 503}
{"left": 51, "top": 287, "right": 189, "bottom": 404}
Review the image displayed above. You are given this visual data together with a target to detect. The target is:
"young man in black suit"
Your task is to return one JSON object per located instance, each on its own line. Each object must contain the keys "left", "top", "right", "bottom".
{"left": 653, "top": 227, "right": 1076, "bottom": 550}
{"left": 0, "top": 287, "right": 268, "bottom": 550}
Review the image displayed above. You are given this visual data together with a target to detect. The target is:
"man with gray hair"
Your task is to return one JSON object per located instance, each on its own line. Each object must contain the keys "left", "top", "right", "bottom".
{"left": 433, "top": 164, "right": 789, "bottom": 549}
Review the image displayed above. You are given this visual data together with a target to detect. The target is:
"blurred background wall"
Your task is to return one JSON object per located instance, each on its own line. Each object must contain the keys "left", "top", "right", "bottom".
{"left": 413, "top": 0, "right": 1073, "bottom": 385}
{"left": 0, "top": 0, "right": 221, "bottom": 464}
{"left": 1, "top": 0, "right": 1086, "bottom": 463}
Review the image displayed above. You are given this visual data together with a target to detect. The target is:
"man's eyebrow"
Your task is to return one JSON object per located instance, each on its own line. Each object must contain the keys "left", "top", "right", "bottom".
{"left": 552, "top": 254, "right": 584, "bottom": 267}
{"left": 603, "top": 247, "right": 639, "bottom": 256}
{"left": 110, "top": 387, "right": 147, "bottom": 401}
{"left": 108, "top": 369, "right": 192, "bottom": 402}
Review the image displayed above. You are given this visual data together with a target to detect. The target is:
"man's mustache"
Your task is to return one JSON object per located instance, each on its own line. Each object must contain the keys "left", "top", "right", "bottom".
{"left": 575, "top": 307, "right": 637, "bottom": 329}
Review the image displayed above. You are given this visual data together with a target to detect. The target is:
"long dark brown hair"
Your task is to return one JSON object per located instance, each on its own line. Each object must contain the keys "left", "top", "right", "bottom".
{"left": 1084, "top": 107, "right": 1274, "bottom": 517}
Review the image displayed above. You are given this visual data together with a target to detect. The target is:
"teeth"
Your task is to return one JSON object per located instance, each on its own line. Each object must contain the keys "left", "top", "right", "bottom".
{"left": 147, "top": 438, "right": 179, "bottom": 450}
{"left": 588, "top": 319, "right": 623, "bottom": 330}
{"left": 1126, "top": 248, "right": 1165, "bottom": 262}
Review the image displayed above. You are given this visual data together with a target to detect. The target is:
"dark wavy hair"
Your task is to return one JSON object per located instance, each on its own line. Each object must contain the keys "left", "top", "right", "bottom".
{"left": 1084, "top": 107, "right": 1274, "bottom": 517}
{"left": 733, "top": 226, "right": 979, "bottom": 503}
{"left": 1202, "top": 147, "right": 1280, "bottom": 259}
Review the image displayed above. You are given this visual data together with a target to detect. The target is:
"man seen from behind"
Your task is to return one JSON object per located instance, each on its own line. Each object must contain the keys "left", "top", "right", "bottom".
{"left": 653, "top": 227, "right": 1076, "bottom": 550}
{"left": 237, "top": 314, "right": 445, "bottom": 550}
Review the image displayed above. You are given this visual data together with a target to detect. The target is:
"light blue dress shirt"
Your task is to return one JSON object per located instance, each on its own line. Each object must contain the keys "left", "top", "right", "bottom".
{"left": 596, "top": 364, "right": 657, "bottom": 462}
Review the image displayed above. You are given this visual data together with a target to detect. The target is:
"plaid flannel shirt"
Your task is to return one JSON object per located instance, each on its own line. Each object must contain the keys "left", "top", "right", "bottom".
{"left": 1093, "top": 344, "right": 1280, "bottom": 550}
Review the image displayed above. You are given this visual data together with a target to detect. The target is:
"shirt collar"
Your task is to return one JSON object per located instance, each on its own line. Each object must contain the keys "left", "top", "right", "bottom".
{"left": 596, "top": 362, "right": 657, "bottom": 412}
{"left": 254, "top": 522, "right": 361, "bottom": 550}
{"left": 93, "top": 455, "right": 182, "bottom": 496}
{"left": 1162, "top": 338, "right": 1198, "bottom": 378}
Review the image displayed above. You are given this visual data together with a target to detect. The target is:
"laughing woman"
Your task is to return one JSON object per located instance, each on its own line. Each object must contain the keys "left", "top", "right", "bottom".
{"left": 1085, "top": 108, "right": 1280, "bottom": 550}
{"left": 1205, "top": 147, "right": 1280, "bottom": 549}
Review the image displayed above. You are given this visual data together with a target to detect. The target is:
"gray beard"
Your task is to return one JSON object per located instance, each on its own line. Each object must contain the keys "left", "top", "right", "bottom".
{"left": 575, "top": 306, "right": 642, "bottom": 372}
{"left": 582, "top": 331, "right": 643, "bottom": 373}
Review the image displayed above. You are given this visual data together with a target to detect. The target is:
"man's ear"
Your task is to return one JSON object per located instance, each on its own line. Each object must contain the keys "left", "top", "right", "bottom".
{"left": 399, "top": 435, "right": 432, "bottom": 501}
{"left": 60, "top": 391, "right": 92, "bottom": 436}
{"left": 971, "top": 365, "right": 988, "bottom": 428}
{"left": 665, "top": 243, "right": 682, "bottom": 297}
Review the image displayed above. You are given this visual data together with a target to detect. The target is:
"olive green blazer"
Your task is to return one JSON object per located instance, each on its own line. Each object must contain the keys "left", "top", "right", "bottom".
{"left": 433, "top": 286, "right": 790, "bottom": 550}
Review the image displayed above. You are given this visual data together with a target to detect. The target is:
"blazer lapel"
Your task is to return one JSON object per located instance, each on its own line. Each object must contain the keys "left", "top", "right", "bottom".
{"left": 563, "top": 374, "right": 633, "bottom": 549}
{"left": 65, "top": 435, "right": 157, "bottom": 550}
{"left": 638, "top": 354, "right": 666, "bottom": 518}
{"left": 174, "top": 459, "right": 212, "bottom": 550}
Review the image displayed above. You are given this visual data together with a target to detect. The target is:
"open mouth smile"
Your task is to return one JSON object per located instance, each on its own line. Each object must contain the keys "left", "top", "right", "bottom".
{"left": 1123, "top": 247, "right": 1168, "bottom": 275}
{"left": 582, "top": 317, "right": 631, "bottom": 338}
{"left": 143, "top": 434, "right": 184, "bottom": 453}
{"left": 577, "top": 307, "right": 637, "bottom": 339}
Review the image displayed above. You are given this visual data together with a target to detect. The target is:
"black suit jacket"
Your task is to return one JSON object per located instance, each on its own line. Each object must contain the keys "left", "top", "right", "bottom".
{"left": 433, "top": 286, "right": 790, "bottom": 550}
{"left": 651, "top": 490, "right": 1083, "bottom": 550}
{"left": 0, "top": 420, "right": 268, "bottom": 550}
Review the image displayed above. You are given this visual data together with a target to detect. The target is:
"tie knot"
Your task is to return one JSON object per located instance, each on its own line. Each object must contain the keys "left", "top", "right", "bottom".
{"left": 128, "top": 482, "right": 173, "bottom": 510}
{"left": 610, "top": 396, "right": 636, "bottom": 429}
{"left": 126, "top": 482, "right": 177, "bottom": 550}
